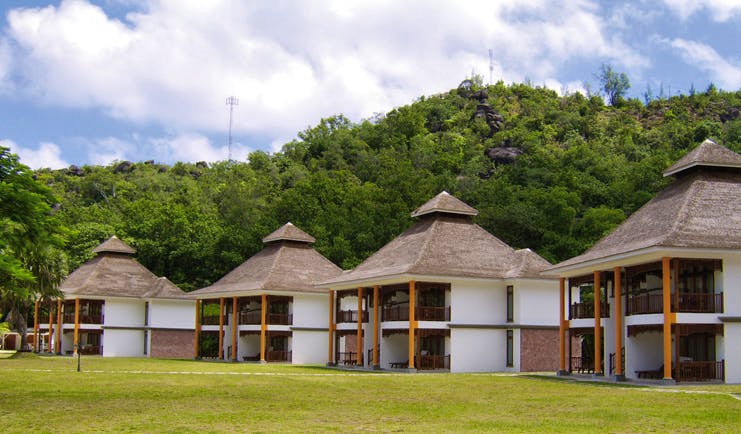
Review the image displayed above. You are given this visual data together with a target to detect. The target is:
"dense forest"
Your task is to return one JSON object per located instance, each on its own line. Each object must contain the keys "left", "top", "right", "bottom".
{"left": 21, "top": 80, "right": 741, "bottom": 291}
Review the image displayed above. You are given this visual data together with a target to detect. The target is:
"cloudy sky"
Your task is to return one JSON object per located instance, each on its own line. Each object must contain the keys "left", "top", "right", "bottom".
{"left": 1, "top": 0, "right": 740, "bottom": 169}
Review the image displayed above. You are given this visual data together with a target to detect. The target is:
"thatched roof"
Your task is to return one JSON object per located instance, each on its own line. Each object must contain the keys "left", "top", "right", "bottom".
{"left": 321, "top": 193, "right": 553, "bottom": 286}
{"left": 189, "top": 223, "right": 342, "bottom": 298}
{"left": 663, "top": 139, "right": 741, "bottom": 177}
{"left": 60, "top": 237, "right": 187, "bottom": 299}
{"left": 411, "top": 191, "right": 479, "bottom": 218}
{"left": 551, "top": 142, "right": 741, "bottom": 271}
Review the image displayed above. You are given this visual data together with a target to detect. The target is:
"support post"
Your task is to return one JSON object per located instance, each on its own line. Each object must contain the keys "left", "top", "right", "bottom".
{"left": 662, "top": 257, "right": 674, "bottom": 382}
{"left": 373, "top": 285, "right": 380, "bottom": 369}
{"left": 194, "top": 299, "right": 201, "bottom": 359}
{"left": 33, "top": 299, "right": 40, "bottom": 353}
{"left": 232, "top": 296, "right": 238, "bottom": 362}
{"left": 558, "top": 278, "right": 568, "bottom": 375}
{"left": 327, "top": 290, "right": 335, "bottom": 366}
{"left": 218, "top": 298, "right": 224, "bottom": 360}
{"left": 408, "top": 281, "right": 416, "bottom": 370}
{"left": 613, "top": 267, "right": 624, "bottom": 380}
{"left": 48, "top": 302, "right": 53, "bottom": 353}
{"left": 55, "top": 299, "right": 62, "bottom": 355}
{"left": 73, "top": 298, "right": 80, "bottom": 356}
{"left": 260, "top": 294, "right": 267, "bottom": 363}
{"left": 593, "top": 271, "right": 602, "bottom": 376}
{"left": 356, "top": 287, "right": 363, "bottom": 367}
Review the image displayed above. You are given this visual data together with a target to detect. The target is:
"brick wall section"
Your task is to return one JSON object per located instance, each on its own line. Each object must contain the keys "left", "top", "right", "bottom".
{"left": 150, "top": 329, "right": 195, "bottom": 359}
{"left": 519, "top": 328, "right": 559, "bottom": 372}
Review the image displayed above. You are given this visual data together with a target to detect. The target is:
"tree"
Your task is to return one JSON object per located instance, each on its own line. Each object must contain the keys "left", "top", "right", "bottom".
{"left": 597, "top": 63, "right": 631, "bottom": 105}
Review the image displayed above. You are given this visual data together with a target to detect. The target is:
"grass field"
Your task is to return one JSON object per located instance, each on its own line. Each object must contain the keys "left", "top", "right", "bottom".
{"left": 1, "top": 354, "right": 739, "bottom": 433}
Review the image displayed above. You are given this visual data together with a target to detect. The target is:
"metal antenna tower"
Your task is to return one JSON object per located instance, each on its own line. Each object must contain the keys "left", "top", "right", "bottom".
{"left": 488, "top": 49, "right": 494, "bottom": 85}
{"left": 226, "top": 96, "right": 239, "bottom": 161}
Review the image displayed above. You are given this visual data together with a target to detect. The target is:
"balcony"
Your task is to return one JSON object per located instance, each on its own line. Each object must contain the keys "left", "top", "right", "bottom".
{"left": 627, "top": 292, "right": 723, "bottom": 315}
{"left": 62, "top": 313, "right": 103, "bottom": 324}
{"left": 381, "top": 305, "right": 450, "bottom": 322}
{"left": 678, "top": 360, "right": 724, "bottom": 382}
{"left": 267, "top": 313, "right": 292, "bottom": 325}
{"left": 336, "top": 310, "right": 369, "bottom": 323}
{"left": 266, "top": 350, "right": 292, "bottom": 362}
{"left": 239, "top": 311, "right": 261, "bottom": 325}
{"left": 418, "top": 354, "right": 450, "bottom": 370}
{"left": 569, "top": 301, "right": 610, "bottom": 319}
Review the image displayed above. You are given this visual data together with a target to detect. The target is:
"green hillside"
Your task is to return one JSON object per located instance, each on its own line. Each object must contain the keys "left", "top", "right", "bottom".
{"left": 32, "top": 80, "right": 741, "bottom": 291}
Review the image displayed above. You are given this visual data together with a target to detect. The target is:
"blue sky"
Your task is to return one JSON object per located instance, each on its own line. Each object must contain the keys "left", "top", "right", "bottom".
{"left": 1, "top": 0, "right": 740, "bottom": 169}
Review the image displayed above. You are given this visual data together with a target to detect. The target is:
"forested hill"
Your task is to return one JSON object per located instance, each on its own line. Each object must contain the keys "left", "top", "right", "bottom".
{"left": 35, "top": 80, "right": 741, "bottom": 291}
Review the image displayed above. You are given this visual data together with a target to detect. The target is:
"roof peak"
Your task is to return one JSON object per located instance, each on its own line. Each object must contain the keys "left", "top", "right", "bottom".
{"left": 92, "top": 236, "right": 136, "bottom": 255}
{"left": 262, "top": 222, "right": 316, "bottom": 244}
{"left": 411, "top": 191, "right": 479, "bottom": 218}
{"left": 663, "top": 139, "right": 741, "bottom": 177}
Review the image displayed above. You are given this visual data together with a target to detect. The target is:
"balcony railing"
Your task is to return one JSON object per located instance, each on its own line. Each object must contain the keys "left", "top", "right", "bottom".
{"left": 239, "top": 311, "right": 261, "bottom": 325}
{"left": 418, "top": 354, "right": 450, "bottom": 370}
{"left": 62, "top": 313, "right": 103, "bottom": 324}
{"left": 569, "top": 302, "right": 610, "bottom": 319}
{"left": 266, "top": 350, "right": 292, "bottom": 362}
{"left": 627, "top": 292, "right": 724, "bottom": 315}
{"left": 382, "top": 305, "right": 450, "bottom": 322}
{"left": 336, "top": 310, "right": 369, "bottom": 323}
{"left": 202, "top": 315, "right": 220, "bottom": 325}
{"left": 336, "top": 351, "right": 358, "bottom": 366}
{"left": 677, "top": 293, "right": 723, "bottom": 313}
{"left": 570, "top": 356, "right": 595, "bottom": 374}
{"left": 267, "top": 313, "right": 292, "bottom": 325}
{"left": 678, "top": 360, "right": 724, "bottom": 382}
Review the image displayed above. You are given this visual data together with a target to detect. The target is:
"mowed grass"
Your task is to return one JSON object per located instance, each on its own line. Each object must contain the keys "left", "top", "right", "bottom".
{"left": 1, "top": 355, "right": 739, "bottom": 433}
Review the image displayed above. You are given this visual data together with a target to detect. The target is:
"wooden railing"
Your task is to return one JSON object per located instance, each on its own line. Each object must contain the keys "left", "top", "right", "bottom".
{"left": 382, "top": 305, "right": 450, "bottom": 322}
{"left": 418, "top": 354, "right": 450, "bottom": 370}
{"left": 202, "top": 315, "right": 220, "bottom": 325}
{"left": 570, "top": 356, "right": 594, "bottom": 374}
{"left": 239, "top": 311, "right": 261, "bottom": 325}
{"left": 266, "top": 350, "right": 292, "bottom": 362}
{"left": 569, "top": 302, "right": 610, "bottom": 319}
{"left": 627, "top": 294, "right": 663, "bottom": 315}
{"left": 336, "top": 310, "right": 369, "bottom": 323}
{"left": 79, "top": 345, "right": 102, "bottom": 355}
{"left": 63, "top": 313, "right": 103, "bottom": 324}
{"left": 676, "top": 293, "right": 723, "bottom": 313}
{"left": 268, "top": 313, "right": 292, "bottom": 325}
{"left": 678, "top": 360, "right": 724, "bottom": 382}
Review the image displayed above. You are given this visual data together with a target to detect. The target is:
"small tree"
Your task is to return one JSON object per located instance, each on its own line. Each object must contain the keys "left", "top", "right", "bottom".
{"left": 596, "top": 63, "right": 630, "bottom": 105}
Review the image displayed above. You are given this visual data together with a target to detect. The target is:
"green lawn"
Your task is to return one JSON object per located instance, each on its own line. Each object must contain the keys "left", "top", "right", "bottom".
{"left": 1, "top": 355, "right": 738, "bottom": 433}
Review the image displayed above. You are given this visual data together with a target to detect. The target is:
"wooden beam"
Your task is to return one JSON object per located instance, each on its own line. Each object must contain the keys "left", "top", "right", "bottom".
{"left": 357, "top": 287, "right": 363, "bottom": 366}
{"left": 55, "top": 299, "right": 62, "bottom": 355}
{"left": 593, "top": 271, "right": 602, "bottom": 375}
{"left": 73, "top": 298, "right": 80, "bottom": 356}
{"left": 373, "top": 285, "right": 379, "bottom": 369}
{"left": 408, "top": 281, "right": 416, "bottom": 370}
{"left": 48, "top": 302, "right": 53, "bottom": 353}
{"left": 614, "top": 267, "right": 623, "bottom": 377}
{"left": 328, "top": 290, "right": 335, "bottom": 365}
{"left": 662, "top": 257, "right": 673, "bottom": 381}
{"left": 218, "top": 298, "right": 224, "bottom": 360}
{"left": 194, "top": 299, "right": 201, "bottom": 359}
{"left": 260, "top": 294, "right": 267, "bottom": 362}
{"left": 33, "top": 299, "right": 39, "bottom": 353}
{"left": 231, "top": 297, "right": 238, "bottom": 362}
{"left": 559, "top": 278, "right": 566, "bottom": 373}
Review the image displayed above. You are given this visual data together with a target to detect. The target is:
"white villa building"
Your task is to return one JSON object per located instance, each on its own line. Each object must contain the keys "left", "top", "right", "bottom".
{"left": 188, "top": 223, "right": 342, "bottom": 364}
{"left": 547, "top": 139, "right": 741, "bottom": 383}
{"left": 35, "top": 236, "right": 195, "bottom": 358}
{"left": 319, "top": 191, "right": 560, "bottom": 372}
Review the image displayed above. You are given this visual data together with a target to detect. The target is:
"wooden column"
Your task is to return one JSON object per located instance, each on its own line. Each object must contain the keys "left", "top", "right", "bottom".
{"left": 73, "top": 299, "right": 80, "bottom": 356}
{"left": 356, "top": 287, "right": 364, "bottom": 366}
{"left": 593, "top": 272, "right": 602, "bottom": 375}
{"left": 662, "top": 257, "right": 673, "bottom": 381}
{"left": 218, "top": 298, "right": 224, "bottom": 360}
{"left": 47, "top": 302, "right": 53, "bottom": 353}
{"left": 194, "top": 299, "right": 201, "bottom": 359}
{"left": 408, "top": 281, "right": 416, "bottom": 370}
{"left": 613, "top": 267, "right": 623, "bottom": 378}
{"left": 558, "top": 278, "right": 567, "bottom": 374}
{"left": 260, "top": 294, "right": 267, "bottom": 362}
{"left": 33, "top": 299, "right": 40, "bottom": 352}
{"left": 327, "top": 290, "right": 335, "bottom": 365}
{"left": 55, "top": 299, "right": 62, "bottom": 355}
{"left": 231, "top": 297, "right": 238, "bottom": 361}
{"left": 373, "top": 285, "right": 380, "bottom": 369}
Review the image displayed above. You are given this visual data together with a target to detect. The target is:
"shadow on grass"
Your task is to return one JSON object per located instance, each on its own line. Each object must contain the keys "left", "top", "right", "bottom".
{"left": 521, "top": 374, "right": 647, "bottom": 389}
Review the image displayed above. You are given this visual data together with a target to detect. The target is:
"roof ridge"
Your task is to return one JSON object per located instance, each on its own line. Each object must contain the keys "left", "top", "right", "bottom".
{"left": 409, "top": 218, "right": 439, "bottom": 271}
{"left": 261, "top": 243, "right": 285, "bottom": 288}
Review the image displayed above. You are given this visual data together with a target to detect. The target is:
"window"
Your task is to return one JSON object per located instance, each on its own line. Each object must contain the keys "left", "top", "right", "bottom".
{"left": 506, "top": 285, "right": 514, "bottom": 322}
{"left": 506, "top": 330, "right": 514, "bottom": 367}
{"left": 143, "top": 330, "right": 148, "bottom": 356}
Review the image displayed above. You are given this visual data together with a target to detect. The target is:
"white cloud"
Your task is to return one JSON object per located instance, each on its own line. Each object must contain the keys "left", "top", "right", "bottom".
{"left": 2, "top": 0, "right": 645, "bottom": 146}
{"left": 670, "top": 38, "right": 741, "bottom": 89}
{"left": 1, "top": 139, "right": 69, "bottom": 169}
{"left": 662, "top": 0, "right": 741, "bottom": 21}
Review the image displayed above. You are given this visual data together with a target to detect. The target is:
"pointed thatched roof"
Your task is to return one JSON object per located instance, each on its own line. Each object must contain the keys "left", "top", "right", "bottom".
{"left": 663, "top": 139, "right": 741, "bottom": 177}
{"left": 550, "top": 142, "right": 741, "bottom": 271}
{"left": 411, "top": 191, "right": 479, "bottom": 218}
{"left": 321, "top": 192, "right": 552, "bottom": 286}
{"left": 92, "top": 235, "right": 136, "bottom": 255}
{"left": 189, "top": 223, "right": 342, "bottom": 297}
{"left": 60, "top": 237, "right": 187, "bottom": 299}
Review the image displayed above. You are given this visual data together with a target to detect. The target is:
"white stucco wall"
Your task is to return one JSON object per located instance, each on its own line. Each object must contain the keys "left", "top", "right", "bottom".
{"left": 450, "top": 280, "right": 505, "bottom": 324}
{"left": 148, "top": 299, "right": 194, "bottom": 329}
{"left": 293, "top": 294, "right": 328, "bottom": 328}
{"left": 380, "top": 333, "right": 408, "bottom": 368}
{"left": 723, "top": 254, "right": 741, "bottom": 315}
{"left": 103, "top": 329, "right": 145, "bottom": 357}
{"left": 450, "top": 328, "right": 507, "bottom": 372}
{"left": 722, "top": 324, "right": 740, "bottom": 383}
{"left": 104, "top": 299, "right": 145, "bottom": 327}
{"left": 625, "top": 332, "right": 664, "bottom": 378}
{"left": 514, "top": 279, "right": 559, "bottom": 325}
{"left": 291, "top": 330, "right": 327, "bottom": 364}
